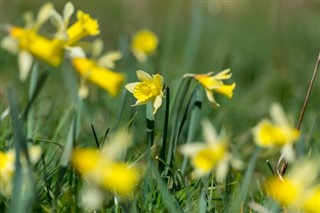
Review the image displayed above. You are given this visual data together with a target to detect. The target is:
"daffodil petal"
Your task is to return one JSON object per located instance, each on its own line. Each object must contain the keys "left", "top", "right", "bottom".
{"left": 125, "top": 82, "right": 139, "bottom": 94}
{"left": 270, "top": 103, "right": 289, "bottom": 126}
{"left": 153, "top": 95, "right": 162, "bottom": 114}
{"left": 214, "top": 83, "right": 235, "bottom": 98}
{"left": 136, "top": 70, "right": 152, "bottom": 81}
{"left": 202, "top": 119, "right": 218, "bottom": 144}
{"left": 18, "top": 50, "right": 33, "bottom": 81}
{"left": 213, "top": 68, "right": 232, "bottom": 80}
{"left": 205, "top": 89, "right": 219, "bottom": 107}
{"left": 63, "top": 2, "right": 74, "bottom": 26}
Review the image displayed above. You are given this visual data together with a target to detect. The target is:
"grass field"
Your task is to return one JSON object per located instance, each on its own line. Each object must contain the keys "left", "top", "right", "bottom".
{"left": 0, "top": 1, "right": 319, "bottom": 212}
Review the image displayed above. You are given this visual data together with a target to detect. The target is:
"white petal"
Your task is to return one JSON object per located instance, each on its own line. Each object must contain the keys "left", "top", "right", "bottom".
{"left": 125, "top": 82, "right": 138, "bottom": 93}
{"left": 35, "top": 3, "right": 54, "bottom": 29}
{"left": 215, "top": 158, "right": 229, "bottom": 182}
{"left": 66, "top": 46, "right": 86, "bottom": 58}
{"left": 201, "top": 119, "right": 218, "bottom": 144}
{"left": 153, "top": 95, "right": 162, "bottom": 114}
{"left": 270, "top": 103, "right": 289, "bottom": 126}
{"left": 50, "top": 11, "right": 65, "bottom": 33}
{"left": 91, "top": 39, "right": 104, "bottom": 59}
{"left": 133, "top": 50, "right": 147, "bottom": 63}
{"left": 136, "top": 70, "right": 152, "bottom": 81}
{"left": 205, "top": 89, "right": 219, "bottom": 107}
{"left": 18, "top": 51, "right": 33, "bottom": 81}
{"left": 213, "top": 69, "right": 231, "bottom": 80}
{"left": 63, "top": 2, "right": 74, "bottom": 26}
{"left": 23, "top": 12, "right": 34, "bottom": 29}
{"left": 179, "top": 143, "right": 207, "bottom": 156}
{"left": 1, "top": 36, "right": 19, "bottom": 54}
{"left": 280, "top": 144, "right": 295, "bottom": 162}
{"left": 97, "top": 51, "right": 122, "bottom": 69}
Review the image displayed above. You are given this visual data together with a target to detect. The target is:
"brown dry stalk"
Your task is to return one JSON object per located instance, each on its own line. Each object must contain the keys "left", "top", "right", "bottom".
{"left": 296, "top": 53, "right": 320, "bottom": 130}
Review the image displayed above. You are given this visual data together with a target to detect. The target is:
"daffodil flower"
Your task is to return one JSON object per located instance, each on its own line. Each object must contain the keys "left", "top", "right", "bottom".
{"left": 265, "top": 160, "right": 318, "bottom": 210}
{"left": 179, "top": 119, "right": 242, "bottom": 181}
{"left": 68, "top": 45, "right": 125, "bottom": 98}
{"left": 0, "top": 146, "right": 42, "bottom": 197}
{"left": 125, "top": 70, "right": 164, "bottom": 114}
{"left": 71, "top": 130, "right": 140, "bottom": 195}
{"left": 131, "top": 30, "right": 158, "bottom": 63}
{"left": 184, "top": 69, "right": 236, "bottom": 107}
{"left": 66, "top": 10, "right": 100, "bottom": 46}
{"left": 252, "top": 103, "right": 300, "bottom": 161}
{"left": 303, "top": 186, "right": 320, "bottom": 213}
{"left": 1, "top": 3, "right": 60, "bottom": 81}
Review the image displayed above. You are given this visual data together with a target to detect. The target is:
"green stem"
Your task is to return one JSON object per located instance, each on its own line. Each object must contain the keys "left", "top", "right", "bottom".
{"left": 181, "top": 89, "right": 202, "bottom": 175}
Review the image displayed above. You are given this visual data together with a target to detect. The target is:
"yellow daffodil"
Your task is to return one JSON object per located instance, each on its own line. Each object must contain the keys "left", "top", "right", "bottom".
{"left": 184, "top": 69, "right": 236, "bottom": 107}
{"left": 71, "top": 130, "right": 140, "bottom": 196}
{"left": 66, "top": 10, "right": 100, "bottom": 46}
{"left": 125, "top": 70, "right": 164, "bottom": 114}
{"left": 68, "top": 46, "right": 125, "bottom": 97}
{"left": 0, "top": 3, "right": 61, "bottom": 81}
{"left": 252, "top": 103, "right": 300, "bottom": 161}
{"left": 265, "top": 160, "right": 318, "bottom": 210}
{"left": 303, "top": 186, "right": 320, "bottom": 213}
{"left": 179, "top": 119, "right": 242, "bottom": 181}
{"left": 131, "top": 30, "right": 158, "bottom": 63}
{"left": 0, "top": 146, "right": 42, "bottom": 197}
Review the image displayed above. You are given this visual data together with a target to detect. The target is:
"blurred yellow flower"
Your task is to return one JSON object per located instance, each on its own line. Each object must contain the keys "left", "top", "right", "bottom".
{"left": 10, "top": 27, "right": 65, "bottom": 67}
{"left": 265, "top": 160, "right": 318, "bottom": 210}
{"left": 184, "top": 69, "right": 236, "bottom": 107}
{"left": 303, "top": 186, "right": 320, "bottom": 213}
{"left": 131, "top": 30, "right": 158, "bottom": 63}
{"left": 0, "top": 146, "right": 42, "bottom": 197}
{"left": 66, "top": 10, "right": 100, "bottom": 46}
{"left": 266, "top": 177, "right": 301, "bottom": 206}
{"left": 180, "top": 119, "right": 242, "bottom": 181}
{"left": 252, "top": 103, "right": 300, "bottom": 161}
{"left": 71, "top": 57, "right": 125, "bottom": 97}
{"left": 71, "top": 130, "right": 141, "bottom": 196}
{"left": 125, "top": 70, "right": 164, "bottom": 114}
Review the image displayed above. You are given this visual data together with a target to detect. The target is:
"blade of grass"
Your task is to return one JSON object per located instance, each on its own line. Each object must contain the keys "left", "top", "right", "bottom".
{"left": 7, "top": 88, "right": 35, "bottom": 213}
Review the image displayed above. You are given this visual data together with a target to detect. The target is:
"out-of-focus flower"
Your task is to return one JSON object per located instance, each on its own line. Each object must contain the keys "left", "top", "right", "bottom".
{"left": 125, "top": 70, "right": 164, "bottom": 114}
{"left": 68, "top": 45, "right": 125, "bottom": 98}
{"left": 71, "top": 130, "right": 141, "bottom": 196}
{"left": 184, "top": 69, "right": 236, "bottom": 107}
{"left": 179, "top": 119, "right": 242, "bottom": 181}
{"left": 66, "top": 10, "right": 99, "bottom": 46}
{"left": 265, "top": 160, "right": 318, "bottom": 210}
{"left": 1, "top": 2, "right": 100, "bottom": 81}
{"left": 0, "top": 146, "right": 42, "bottom": 197}
{"left": 0, "top": 3, "right": 61, "bottom": 81}
{"left": 252, "top": 103, "right": 300, "bottom": 161}
{"left": 303, "top": 186, "right": 320, "bottom": 213}
{"left": 131, "top": 30, "right": 158, "bottom": 63}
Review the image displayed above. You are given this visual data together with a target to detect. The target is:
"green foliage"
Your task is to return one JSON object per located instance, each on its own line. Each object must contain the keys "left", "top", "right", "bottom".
{"left": 0, "top": 1, "right": 319, "bottom": 212}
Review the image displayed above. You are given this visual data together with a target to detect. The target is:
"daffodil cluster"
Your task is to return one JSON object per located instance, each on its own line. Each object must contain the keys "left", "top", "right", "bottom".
{"left": 1, "top": 2, "right": 99, "bottom": 81}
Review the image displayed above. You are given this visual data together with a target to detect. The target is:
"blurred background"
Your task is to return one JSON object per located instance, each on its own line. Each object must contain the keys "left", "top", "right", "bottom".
{"left": 1, "top": 1, "right": 319, "bottom": 158}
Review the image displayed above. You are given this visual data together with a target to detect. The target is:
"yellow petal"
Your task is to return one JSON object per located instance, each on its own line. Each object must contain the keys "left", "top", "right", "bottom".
{"left": 213, "top": 82, "right": 235, "bottom": 98}
{"left": 72, "top": 58, "right": 125, "bottom": 96}
{"left": 213, "top": 69, "right": 232, "bottom": 80}
{"left": 153, "top": 95, "right": 162, "bottom": 114}
{"left": 205, "top": 89, "right": 219, "bottom": 107}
